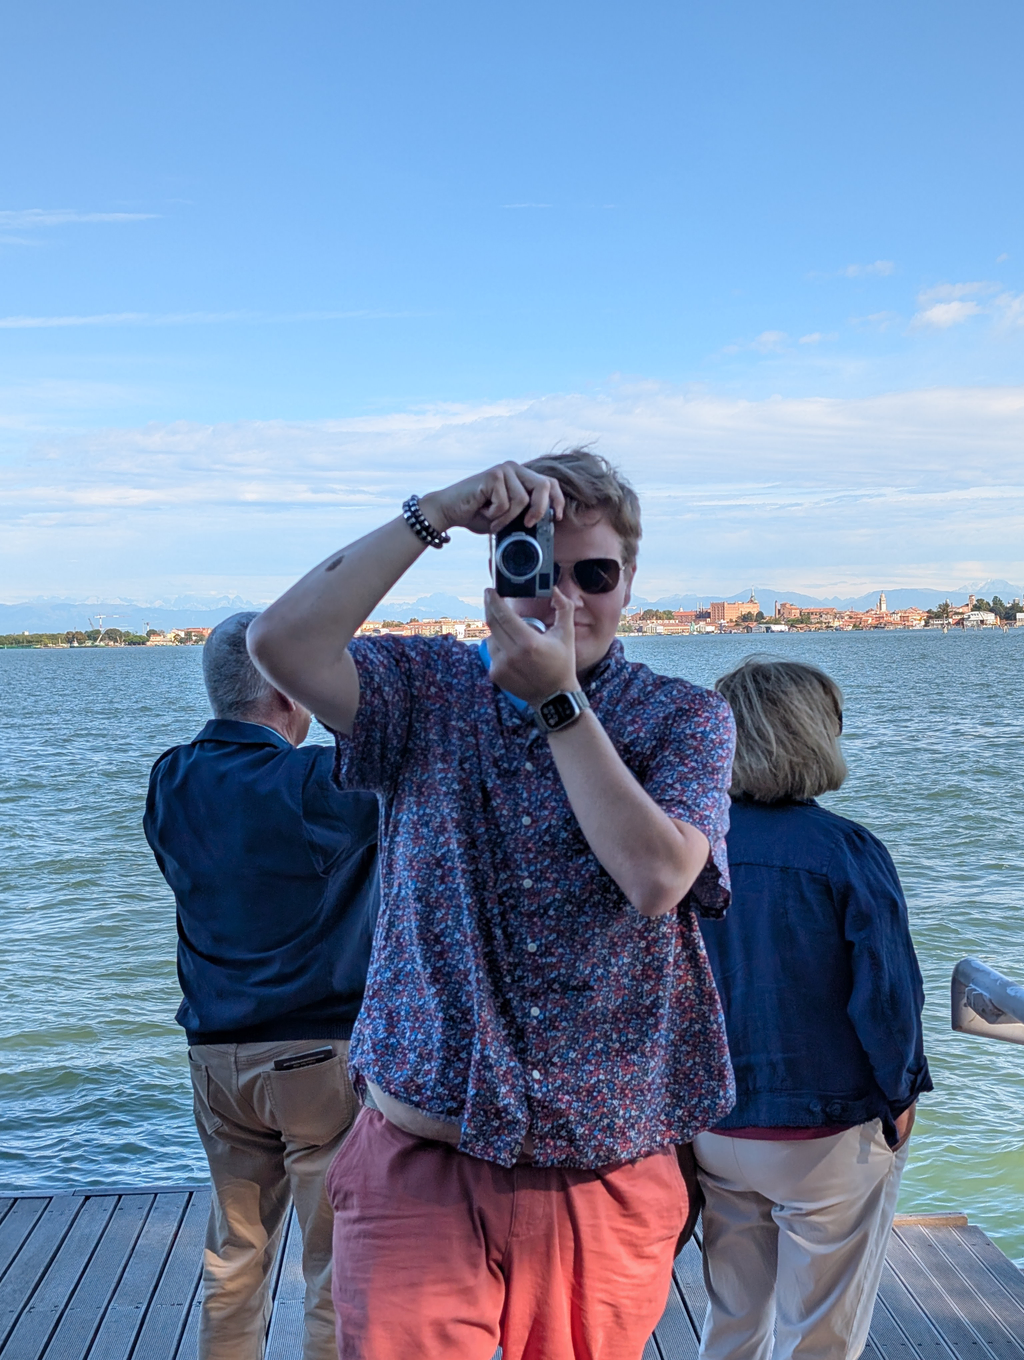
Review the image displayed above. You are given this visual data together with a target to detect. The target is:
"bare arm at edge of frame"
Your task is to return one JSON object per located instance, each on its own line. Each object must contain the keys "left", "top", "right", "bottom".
{"left": 246, "top": 463, "right": 565, "bottom": 734}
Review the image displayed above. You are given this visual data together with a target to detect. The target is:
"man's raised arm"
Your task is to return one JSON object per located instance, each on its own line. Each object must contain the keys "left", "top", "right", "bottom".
{"left": 246, "top": 465, "right": 563, "bottom": 734}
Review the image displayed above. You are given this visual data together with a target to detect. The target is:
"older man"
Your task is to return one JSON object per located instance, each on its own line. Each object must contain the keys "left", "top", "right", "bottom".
{"left": 144, "top": 611, "right": 379, "bottom": 1360}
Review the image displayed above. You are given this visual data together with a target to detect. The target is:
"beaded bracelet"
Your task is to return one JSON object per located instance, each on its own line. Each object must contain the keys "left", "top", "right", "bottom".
{"left": 402, "top": 495, "right": 451, "bottom": 549}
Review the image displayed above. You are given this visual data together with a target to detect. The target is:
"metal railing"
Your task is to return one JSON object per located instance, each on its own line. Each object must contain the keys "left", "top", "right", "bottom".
{"left": 951, "top": 958, "right": 1024, "bottom": 1046}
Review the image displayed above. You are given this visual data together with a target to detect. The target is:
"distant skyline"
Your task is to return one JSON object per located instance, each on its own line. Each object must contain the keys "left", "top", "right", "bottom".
{"left": 2, "top": 2, "right": 1023, "bottom": 601}
{"left": 4, "top": 579, "right": 1020, "bottom": 638}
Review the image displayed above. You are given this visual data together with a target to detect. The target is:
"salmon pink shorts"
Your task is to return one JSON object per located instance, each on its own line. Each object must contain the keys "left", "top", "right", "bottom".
{"left": 326, "top": 1109, "right": 689, "bottom": 1360}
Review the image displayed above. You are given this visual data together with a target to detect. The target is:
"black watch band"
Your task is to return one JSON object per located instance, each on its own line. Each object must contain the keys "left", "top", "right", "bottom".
{"left": 533, "top": 689, "right": 590, "bottom": 733}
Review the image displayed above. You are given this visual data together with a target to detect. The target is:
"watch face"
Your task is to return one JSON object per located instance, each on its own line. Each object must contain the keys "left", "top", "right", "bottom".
{"left": 539, "top": 693, "right": 578, "bottom": 728}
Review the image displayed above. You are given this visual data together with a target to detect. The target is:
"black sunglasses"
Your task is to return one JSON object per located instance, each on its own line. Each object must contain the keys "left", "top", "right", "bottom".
{"left": 552, "top": 558, "right": 621, "bottom": 595}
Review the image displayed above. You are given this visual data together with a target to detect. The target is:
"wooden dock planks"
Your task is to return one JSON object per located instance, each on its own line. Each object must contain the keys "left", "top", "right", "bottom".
{"left": 126, "top": 1190, "right": 209, "bottom": 1360}
{"left": 84, "top": 1191, "right": 191, "bottom": 1360}
{"left": 264, "top": 1209, "right": 310, "bottom": 1360}
{"left": 0, "top": 1191, "right": 1021, "bottom": 1358}
{"left": 41, "top": 1194, "right": 154, "bottom": 1360}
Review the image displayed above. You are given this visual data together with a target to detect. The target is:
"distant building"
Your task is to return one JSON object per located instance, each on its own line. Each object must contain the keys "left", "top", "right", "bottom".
{"left": 710, "top": 592, "right": 760, "bottom": 624}
{"left": 405, "top": 619, "right": 467, "bottom": 638}
{"left": 355, "top": 617, "right": 488, "bottom": 641}
{"left": 776, "top": 602, "right": 804, "bottom": 620}
{"left": 878, "top": 592, "right": 887, "bottom": 613}
{"left": 890, "top": 607, "right": 928, "bottom": 628}
{"left": 145, "top": 626, "right": 221, "bottom": 646}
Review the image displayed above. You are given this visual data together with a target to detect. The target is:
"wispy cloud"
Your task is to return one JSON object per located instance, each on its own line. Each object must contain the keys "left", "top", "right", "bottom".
{"left": 0, "top": 209, "right": 158, "bottom": 228}
{"left": 722, "top": 330, "right": 788, "bottom": 354}
{"left": 995, "top": 292, "right": 1024, "bottom": 328}
{"left": 3, "top": 383, "right": 1022, "bottom": 599}
{"left": 911, "top": 280, "right": 1002, "bottom": 329}
{"left": 850, "top": 310, "right": 902, "bottom": 331}
{"left": 798, "top": 332, "right": 838, "bottom": 345}
{"left": 917, "top": 281, "right": 998, "bottom": 305}
{"left": 839, "top": 260, "right": 895, "bottom": 278}
{"left": 0, "top": 309, "right": 419, "bottom": 330}
{"left": 752, "top": 330, "right": 787, "bottom": 351}
{"left": 913, "top": 300, "right": 983, "bottom": 329}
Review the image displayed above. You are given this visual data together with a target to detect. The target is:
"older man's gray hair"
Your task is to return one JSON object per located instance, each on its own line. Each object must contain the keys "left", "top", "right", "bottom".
{"left": 202, "top": 612, "right": 274, "bottom": 719}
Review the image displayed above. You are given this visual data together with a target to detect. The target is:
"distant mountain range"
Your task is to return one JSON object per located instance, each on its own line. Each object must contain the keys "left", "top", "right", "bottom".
{"left": 629, "top": 579, "right": 1023, "bottom": 613}
{"left": 0, "top": 591, "right": 484, "bottom": 633}
{"left": 0, "top": 595, "right": 259, "bottom": 634}
{"left": 366, "top": 581, "right": 1023, "bottom": 619}
{"left": 366, "top": 593, "right": 486, "bottom": 621}
{"left": 2, "top": 580, "right": 1020, "bottom": 633}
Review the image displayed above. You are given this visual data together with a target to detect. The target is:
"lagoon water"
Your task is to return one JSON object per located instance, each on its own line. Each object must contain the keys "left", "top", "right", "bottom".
{"left": 1, "top": 633, "right": 1023, "bottom": 1264}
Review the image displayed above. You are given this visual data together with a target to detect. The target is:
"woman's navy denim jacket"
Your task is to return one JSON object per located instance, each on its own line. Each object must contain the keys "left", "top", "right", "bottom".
{"left": 700, "top": 798, "right": 932, "bottom": 1141}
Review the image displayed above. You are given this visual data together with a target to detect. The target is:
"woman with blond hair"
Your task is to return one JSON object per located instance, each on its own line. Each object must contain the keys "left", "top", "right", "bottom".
{"left": 696, "top": 657, "right": 932, "bottom": 1360}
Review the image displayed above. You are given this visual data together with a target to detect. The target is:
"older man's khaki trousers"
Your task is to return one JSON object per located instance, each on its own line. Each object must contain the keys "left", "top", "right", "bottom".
{"left": 189, "top": 1040, "right": 357, "bottom": 1360}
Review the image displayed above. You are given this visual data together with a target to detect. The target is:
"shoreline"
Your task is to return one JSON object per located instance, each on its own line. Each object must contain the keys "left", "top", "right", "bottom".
{"left": 4, "top": 624, "right": 1024, "bottom": 651}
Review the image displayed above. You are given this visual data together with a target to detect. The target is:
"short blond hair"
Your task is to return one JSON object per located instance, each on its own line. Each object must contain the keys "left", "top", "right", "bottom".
{"left": 525, "top": 449, "right": 642, "bottom": 565}
{"left": 714, "top": 657, "right": 847, "bottom": 802}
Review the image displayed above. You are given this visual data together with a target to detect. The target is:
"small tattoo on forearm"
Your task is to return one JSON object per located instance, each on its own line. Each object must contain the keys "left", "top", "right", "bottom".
{"left": 325, "top": 554, "right": 346, "bottom": 572}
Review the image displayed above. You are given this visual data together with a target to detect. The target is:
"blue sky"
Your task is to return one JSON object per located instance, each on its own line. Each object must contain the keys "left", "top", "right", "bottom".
{"left": 2, "top": 0, "right": 1023, "bottom": 604}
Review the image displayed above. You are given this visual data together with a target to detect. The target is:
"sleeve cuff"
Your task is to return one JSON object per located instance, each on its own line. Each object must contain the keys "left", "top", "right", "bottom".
{"left": 685, "top": 840, "right": 731, "bottom": 919}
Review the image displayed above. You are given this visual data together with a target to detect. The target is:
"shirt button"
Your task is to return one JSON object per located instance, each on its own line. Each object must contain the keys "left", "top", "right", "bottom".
{"left": 527, "top": 942, "right": 538, "bottom": 953}
{"left": 530, "top": 1006, "right": 540, "bottom": 1017}
{"left": 522, "top": 878, "right": 533, "bottom": 889}
{"left": 531, "top": 1069, "right": 541, "bottom": 1080}
{"left": 521, "top": 815, "right": 532, "bottom": 826}
{"left": 524, "top": 761, "right": 534, "bottom": 771}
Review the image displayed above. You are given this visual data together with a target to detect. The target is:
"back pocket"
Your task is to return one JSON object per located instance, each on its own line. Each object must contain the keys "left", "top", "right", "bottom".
{"left": 262, "top": 1052, "right": 357, "bottom": 1147}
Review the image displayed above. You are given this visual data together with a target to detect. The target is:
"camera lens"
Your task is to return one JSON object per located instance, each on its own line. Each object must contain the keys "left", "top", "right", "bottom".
{"left": 496, "top": 534, "right": 542, "bottom": 583}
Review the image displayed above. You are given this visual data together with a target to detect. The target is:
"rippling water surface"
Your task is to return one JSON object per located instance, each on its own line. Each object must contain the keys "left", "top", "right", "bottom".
{"left": 1, "top": 634, "right": 1022, "bottom": 1263}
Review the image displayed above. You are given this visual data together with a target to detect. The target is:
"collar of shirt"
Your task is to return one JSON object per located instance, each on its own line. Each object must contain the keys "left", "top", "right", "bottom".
{"left": 191, "top": 718, "right": 291, "bottom": 748}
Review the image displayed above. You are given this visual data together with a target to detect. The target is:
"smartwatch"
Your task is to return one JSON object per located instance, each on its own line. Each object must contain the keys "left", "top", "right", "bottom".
{"left": 534, "top": 689, "right": 591, "bottom": 733}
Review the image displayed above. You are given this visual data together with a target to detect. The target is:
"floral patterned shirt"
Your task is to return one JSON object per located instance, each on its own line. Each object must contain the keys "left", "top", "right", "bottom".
{"left": 333, "top": 635, "right": 736, "bottom": 1168}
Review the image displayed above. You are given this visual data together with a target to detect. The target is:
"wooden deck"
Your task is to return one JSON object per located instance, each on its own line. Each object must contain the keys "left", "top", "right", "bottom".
{"left": 1, "top": 1190, "right": 1023, "bottom": 1359}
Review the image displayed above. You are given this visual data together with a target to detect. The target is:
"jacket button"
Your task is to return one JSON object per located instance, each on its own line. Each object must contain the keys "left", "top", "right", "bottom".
{"left": 809, "top": 1100, "right": 822, "bottom": 1114}
{"left": 826, "top": 1101, "right": 844, "bottom": 1118}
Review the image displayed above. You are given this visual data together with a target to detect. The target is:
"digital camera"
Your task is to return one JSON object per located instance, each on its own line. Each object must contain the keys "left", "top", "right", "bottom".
{"left": 493, "top": 508, "right": 555, "bottom": 598}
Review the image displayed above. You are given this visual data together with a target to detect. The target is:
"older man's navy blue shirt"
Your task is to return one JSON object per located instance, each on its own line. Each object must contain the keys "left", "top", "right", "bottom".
{"left": 145, "top": 719, "right": 379, "bottom": 1045}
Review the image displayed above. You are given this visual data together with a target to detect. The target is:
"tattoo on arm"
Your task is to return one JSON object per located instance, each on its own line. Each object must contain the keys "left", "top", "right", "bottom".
{"left": 325, "top": 554, "right": 346, "bottom": 572}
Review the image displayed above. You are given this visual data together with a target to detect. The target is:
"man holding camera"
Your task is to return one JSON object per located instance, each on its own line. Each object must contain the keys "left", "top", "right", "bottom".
{"left": 247, "top": 450, "right": 736, "bottom": 1360}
